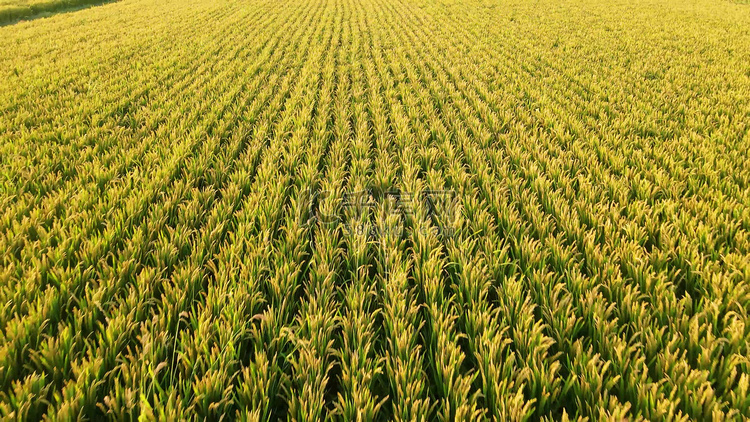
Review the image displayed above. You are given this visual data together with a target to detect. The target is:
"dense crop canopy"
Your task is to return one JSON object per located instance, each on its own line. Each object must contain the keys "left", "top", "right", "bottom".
{"left": 1, "top": 0, "right": 749, "bottom": 419}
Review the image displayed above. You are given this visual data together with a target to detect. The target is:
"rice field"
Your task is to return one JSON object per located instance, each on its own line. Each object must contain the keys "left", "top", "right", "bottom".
{"left": 0, "top": 0, "right": 108, "bottom": 22}
{"left": 1, "top": 0, "right": 749, "bottom": 419}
